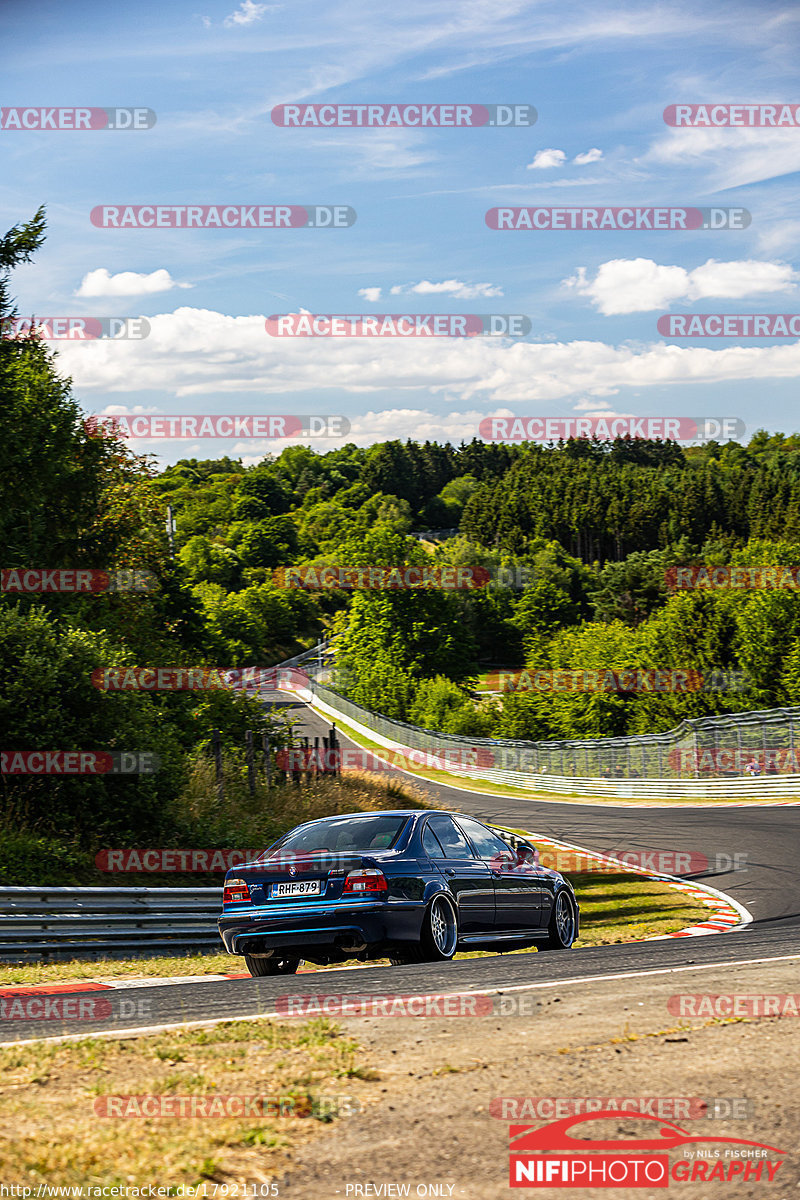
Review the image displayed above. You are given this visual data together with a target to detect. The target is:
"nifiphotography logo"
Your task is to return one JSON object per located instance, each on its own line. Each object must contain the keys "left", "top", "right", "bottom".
{"left": 508, "top": 1111, "right": 785, "bottom": 1188}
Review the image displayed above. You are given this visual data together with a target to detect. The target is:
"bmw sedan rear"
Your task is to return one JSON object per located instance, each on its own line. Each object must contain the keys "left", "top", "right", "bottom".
{"left": 218, "top": 809, "right": 578, "bottom": 975}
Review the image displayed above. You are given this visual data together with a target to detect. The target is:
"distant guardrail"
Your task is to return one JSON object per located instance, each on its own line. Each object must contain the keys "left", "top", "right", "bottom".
{"left": 277, "top": 673, "right": 800, "bottom": 800}
{"left": 0, "top": 887, "right": 222, "bottom": 961}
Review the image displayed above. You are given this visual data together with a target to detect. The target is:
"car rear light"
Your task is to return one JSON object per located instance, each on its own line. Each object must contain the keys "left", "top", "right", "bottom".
{"left": 342, "top": 869, "right": 388, "bottom": 895}
{"left": 223, "top": 877, "right": 250, "bottom": 904}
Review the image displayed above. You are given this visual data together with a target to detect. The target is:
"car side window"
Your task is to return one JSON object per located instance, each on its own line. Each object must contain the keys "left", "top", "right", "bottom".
{"left": 421, "top": 824, "right": 446, "bottom": 859}
{"left": 455, "top": 818, "right": 516, "bottom": 862}
{"left": 427, "top": 814, "right": 474, "bottom": 858}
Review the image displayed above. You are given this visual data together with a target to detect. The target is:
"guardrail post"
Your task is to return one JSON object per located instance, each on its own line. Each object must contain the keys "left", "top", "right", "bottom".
{"left": 331, "top": 724, "right": 340, "bottom": 776}
{"left": 262, "top": 731, "right": 272, "bottom": 788}
{"left": 211, "top": 729, "right": 224, "bottom": 806}
{"left": 245, "top": 729, "right": 255, "bottom": 796}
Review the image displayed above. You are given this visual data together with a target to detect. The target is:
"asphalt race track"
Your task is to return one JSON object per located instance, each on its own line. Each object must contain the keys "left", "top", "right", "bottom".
{"left": 4, "top": 686, "right": 800, "bottom": 1045}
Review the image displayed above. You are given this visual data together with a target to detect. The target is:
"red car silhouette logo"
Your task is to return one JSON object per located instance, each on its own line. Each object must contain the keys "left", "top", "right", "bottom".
{"left": 510, "top": 1111, "right": 784, "bottom": 1154}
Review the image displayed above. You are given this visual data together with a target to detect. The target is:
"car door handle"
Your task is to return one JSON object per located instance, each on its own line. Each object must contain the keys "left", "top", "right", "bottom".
{"left": 444, "top": 868, "right": 456, "bottom": 876}
{"left": 491, "top": 869, "right": 502, "bottom": 876}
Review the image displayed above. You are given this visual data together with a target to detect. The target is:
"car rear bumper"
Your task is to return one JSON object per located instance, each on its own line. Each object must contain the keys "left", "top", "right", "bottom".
{"left": 218, "top": 898, "right": 425, "bottom": 956}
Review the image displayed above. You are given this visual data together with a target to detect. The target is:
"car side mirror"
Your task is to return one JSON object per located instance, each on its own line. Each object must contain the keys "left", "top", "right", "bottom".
{"left": 516, "top": 841, "right": 538, "bottom": 865}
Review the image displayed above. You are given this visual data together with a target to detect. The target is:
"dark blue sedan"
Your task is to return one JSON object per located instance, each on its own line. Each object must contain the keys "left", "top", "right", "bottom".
{"left": 219, "top": 809, "right": 579, "bottom": 976}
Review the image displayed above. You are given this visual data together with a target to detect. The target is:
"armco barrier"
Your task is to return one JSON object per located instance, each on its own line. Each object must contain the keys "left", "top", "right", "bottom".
{"left": 272, "top": 670, "right": 800, "bottom": 800}
{"left": 0, "top": 888, "right": 222, "bottom": 961}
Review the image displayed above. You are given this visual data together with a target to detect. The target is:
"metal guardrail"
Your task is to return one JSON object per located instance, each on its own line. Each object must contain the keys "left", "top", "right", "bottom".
{"left": 0, "top": 887, "right": 223, "bottom": 961}
{"left": 273, "top": 640, "right": 332, "bottom": 670}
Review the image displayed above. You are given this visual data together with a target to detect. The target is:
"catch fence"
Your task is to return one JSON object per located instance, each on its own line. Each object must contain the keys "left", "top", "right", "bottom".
{"left": 286, "top": 672, "right": 800, "bottom": 797}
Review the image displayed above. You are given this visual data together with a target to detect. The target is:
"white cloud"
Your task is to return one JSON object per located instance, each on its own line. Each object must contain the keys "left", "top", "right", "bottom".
{"left": 318, "top": 131, "right": 436, "bottom": 177}
{"left": 98, "top": 404, "right": 161, "bottom": 414}
{"left": 565, "top": 258, "right": 797, "bottom": 315}
{"left": 527, "top": 148, "right": 567, "bottom": 170}
{"left": 348, "top": 409, "right": 490, "bottom": 445}
{"left": 76, "top": 269, "right": 191, "bottom": 298}
{"left": 358, "top": 287, "right": 382, "bottom": 302}
{"left": 757, "top": 220, "right": 800, "bottom": 257}
{"left": 573, "top": 147, "right": 603, "bottom": 164}
{"left": 688, "top": 260, "right": 797, "bottom": 299}
{"left": 572, "top": 398, "right": 619, "bottom": 411}
{"left": 389, "top": 279, "right": 503, "bottom": 299}
{"left": 643, "top": 126, "right": 800, "bottom": 191}
{"left": 55, "top": 305, "right": 800, "bottom": 407}
{"left": 223, "top": 0, "right": 277, "bottom": 27}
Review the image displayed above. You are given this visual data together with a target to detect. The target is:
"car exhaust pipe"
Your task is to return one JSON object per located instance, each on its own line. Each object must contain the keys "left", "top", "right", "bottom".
{"left": 336, "top": 935, "right": 367, "bottom": 952}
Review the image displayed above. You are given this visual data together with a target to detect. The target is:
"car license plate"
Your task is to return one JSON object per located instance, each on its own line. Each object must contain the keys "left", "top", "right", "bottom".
{"left": 270, "top": 880, "right": 322, "bottom": 898}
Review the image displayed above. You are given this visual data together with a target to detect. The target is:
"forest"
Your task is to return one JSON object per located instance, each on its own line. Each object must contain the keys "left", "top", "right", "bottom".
{"left": 4, "top": 210, "right": 800, "bottom": 868}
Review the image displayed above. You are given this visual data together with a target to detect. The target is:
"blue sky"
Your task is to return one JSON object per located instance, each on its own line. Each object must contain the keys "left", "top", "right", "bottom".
{"left": 3, "top": 0, "right": 800, "bottom": 465}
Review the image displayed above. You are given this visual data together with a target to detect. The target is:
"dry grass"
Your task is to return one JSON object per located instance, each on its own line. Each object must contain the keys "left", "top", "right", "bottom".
{"left": 174, "top": 761, "right": 431, "bottom": 851}
{"left": 0, "top": 1018, "right": 374, "bottom": 1187}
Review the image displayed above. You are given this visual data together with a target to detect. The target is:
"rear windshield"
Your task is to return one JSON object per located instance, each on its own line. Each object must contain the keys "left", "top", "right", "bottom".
{"left": 272, "top": 815, "right": 409, "bottom": 854}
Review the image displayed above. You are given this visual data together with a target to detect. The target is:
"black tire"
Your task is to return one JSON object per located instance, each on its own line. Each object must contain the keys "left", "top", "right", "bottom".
{"left": 389, "top": 893, "right": 459, "bottom": 964}
{"left": 244, "top": 954, "right": 301, "bottom": 977}
{"left": 539, "top": 890, "right": 576, "bottom": 951}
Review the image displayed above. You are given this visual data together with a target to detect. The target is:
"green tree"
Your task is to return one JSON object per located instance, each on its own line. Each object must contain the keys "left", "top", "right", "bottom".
{"left": 0, "top": 208, "right": 121, "bottom": 565}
